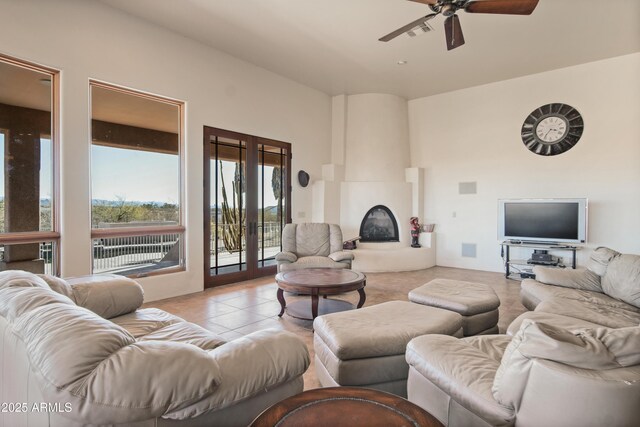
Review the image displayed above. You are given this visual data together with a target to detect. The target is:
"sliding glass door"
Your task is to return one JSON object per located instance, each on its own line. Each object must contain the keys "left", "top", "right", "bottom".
{"left": 204, "top": 127, "right": 291, "bottom": 287}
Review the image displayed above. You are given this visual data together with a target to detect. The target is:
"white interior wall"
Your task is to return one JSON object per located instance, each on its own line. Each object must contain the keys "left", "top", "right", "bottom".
{"left": 344, "top": 94, "right": 410, "bottom": 182}
{"left": 0, "top": 0, "right": 331, "bottom": 301}
{"left": 409, "top": 53, "right": 640, "bottom": 272}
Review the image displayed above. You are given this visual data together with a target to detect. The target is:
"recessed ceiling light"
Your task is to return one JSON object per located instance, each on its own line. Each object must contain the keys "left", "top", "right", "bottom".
{"left": 397, "top": 60, "right": 408, "bottom": 65}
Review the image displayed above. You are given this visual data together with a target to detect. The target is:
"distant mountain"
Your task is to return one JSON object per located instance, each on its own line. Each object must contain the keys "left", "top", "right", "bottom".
{"left": 0, "top": 197, "right": 51, "bottom": 206}
{"left": 91, "top": 199, "right": 177, "bottom": 207}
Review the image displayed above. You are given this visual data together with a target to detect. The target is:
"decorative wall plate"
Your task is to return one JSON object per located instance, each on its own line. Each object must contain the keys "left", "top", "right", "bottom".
{"left": 521, "top": 103, "right": 584, "bottom": 156}
{"left": 297, "top": 170, "right": 310, "bottom": 187}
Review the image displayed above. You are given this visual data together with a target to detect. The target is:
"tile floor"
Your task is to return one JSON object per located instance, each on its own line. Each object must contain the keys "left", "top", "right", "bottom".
{"left": 144, "top": 266, "right": 528, "bottom": 390}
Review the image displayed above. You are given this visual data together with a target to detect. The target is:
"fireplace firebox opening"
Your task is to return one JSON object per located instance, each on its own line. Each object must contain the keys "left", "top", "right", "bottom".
{"left": 359, "top": 205, "right": 399, "bottom": 242}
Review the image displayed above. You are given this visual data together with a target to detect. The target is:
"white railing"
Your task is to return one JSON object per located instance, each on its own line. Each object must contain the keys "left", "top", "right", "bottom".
{"left": 0, "top": 241, "right": 55, "bottom": 275}
{"left": 210, "top": 222, "right": 282, "bottom": 267}
{"left": 93, "top": 233, "right": 180, "bottom": 274}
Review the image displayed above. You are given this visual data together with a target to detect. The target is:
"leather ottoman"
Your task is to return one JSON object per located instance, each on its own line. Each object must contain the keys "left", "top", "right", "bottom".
{"left": 313, "top": 301, "right": 463, "bottom": 397}
{"left": 409, "top": 279, "right": 500, "bottom": 336}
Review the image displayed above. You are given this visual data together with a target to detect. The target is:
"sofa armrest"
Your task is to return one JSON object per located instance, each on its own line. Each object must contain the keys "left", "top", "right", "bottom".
{"left": 275, "top": 251, "right": 298, "bottom": 263}
{"left": 66, "top": 274, "right": 144, "bottom": 319}
{"left": 532, "top": 267, "right": 602, "bottom": 292}
{"left": 328, "top": 251, "right": 355, "bottom": 263}
{"left": 167, "top": 329, "right": 310, "bottom": 419}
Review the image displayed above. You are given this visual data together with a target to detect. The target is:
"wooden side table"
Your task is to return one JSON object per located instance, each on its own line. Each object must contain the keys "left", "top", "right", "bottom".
{"left": 250, "top": 387, "right": 443, "bottom": 427}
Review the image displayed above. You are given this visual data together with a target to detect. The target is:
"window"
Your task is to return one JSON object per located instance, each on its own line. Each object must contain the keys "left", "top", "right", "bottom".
{"left": 90, "top": 81, "right": 184, "bottom": 277}
{"left": 0, "top": 54, "right": 59, "bottom": 275}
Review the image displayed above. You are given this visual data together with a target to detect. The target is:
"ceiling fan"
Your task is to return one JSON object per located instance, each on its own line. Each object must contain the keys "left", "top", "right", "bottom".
{"left": 379, "top": 0, "right": 540, "bottom": 51}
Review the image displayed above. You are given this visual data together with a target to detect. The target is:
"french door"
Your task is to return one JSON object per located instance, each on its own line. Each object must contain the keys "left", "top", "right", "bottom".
{"left": 204, "top": 127, "right": 291, "bottom": 287}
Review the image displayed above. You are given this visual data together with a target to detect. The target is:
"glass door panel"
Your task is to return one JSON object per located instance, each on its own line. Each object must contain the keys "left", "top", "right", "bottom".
{"left": 257, "top": 143, "right": 288, "bottom": 270}
{"left": 208, "top": 134, "right": 249, "bottom": 282}
{"left": 204, "top": 128, "right": 290, "bottom": 287}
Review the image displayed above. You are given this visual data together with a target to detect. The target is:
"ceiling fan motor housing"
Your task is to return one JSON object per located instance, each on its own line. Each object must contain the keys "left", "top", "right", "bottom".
{"left": 441, "top": 4, "right": 457, "bottom": 17}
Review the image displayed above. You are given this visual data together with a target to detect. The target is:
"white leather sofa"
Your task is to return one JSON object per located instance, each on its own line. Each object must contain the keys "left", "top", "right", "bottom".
{"left": 0, "top": 271, "right": 310, "bottom": 427}
{"left": 509, "top": 246, "right": 640, "bottom": 333}
{"left": 406, "top": 320, "right": 640, "bottom": 427}
{"left": 405, "top": 246, "right": 640, "bottom": 426}
{"left": 275, "top": 223, "right": 354, "bottom": 272}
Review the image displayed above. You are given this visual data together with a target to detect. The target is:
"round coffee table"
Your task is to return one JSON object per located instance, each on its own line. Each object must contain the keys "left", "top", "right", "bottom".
{"left": 250, "top": 387, "right": 443, "bottom": 427}
{"left": 275, "top": 269, "right": 366, "bottom": 320}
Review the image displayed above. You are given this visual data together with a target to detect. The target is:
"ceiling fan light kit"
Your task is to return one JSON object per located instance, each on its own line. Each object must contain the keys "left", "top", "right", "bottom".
{"left": 380, "top": 0, "right": 540, "bottom": 51}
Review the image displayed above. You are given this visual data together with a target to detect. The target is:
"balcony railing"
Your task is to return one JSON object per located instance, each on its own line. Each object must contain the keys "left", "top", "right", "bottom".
{"left": 93, "top": 233, "right": 180, "bottom": 274}
{"left": 0, "top": 241, "right": 55, "bottom": 275}
{"left": 210, "top": 221, "right": 282, "bottom": 267}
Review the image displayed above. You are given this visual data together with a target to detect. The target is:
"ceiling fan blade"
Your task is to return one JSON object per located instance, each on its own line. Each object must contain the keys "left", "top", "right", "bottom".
{"left": 464, "top": 0, "right": 539, "bottom": 15}
{"left": 444, "top": 15, "right": 465, "bottom": 50}
{"left": 379, "top": 13, "right": 438, "bottom": 42}
{"left": 406, "top": 0, "right": 439, "bottom": 5}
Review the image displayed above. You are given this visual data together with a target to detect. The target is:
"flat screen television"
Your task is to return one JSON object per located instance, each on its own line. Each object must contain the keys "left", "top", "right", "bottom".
{"left": 498, "top": 198, "right": 587, "bottom": 244}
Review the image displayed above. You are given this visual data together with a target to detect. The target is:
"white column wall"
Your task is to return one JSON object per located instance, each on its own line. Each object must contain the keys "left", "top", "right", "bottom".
{"left": 344, "top": 94, "right": 410, "bottom": 183}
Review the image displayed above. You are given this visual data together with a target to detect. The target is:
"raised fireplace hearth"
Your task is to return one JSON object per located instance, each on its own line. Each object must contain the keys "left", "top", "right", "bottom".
{"left": 359, "top": 205, "right": 399, "bottom": 242}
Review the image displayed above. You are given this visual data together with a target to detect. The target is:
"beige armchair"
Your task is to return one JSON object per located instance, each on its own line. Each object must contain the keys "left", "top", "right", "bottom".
{"left": 275, "top": 223, "right": 354, "bottom": 272}
{"left": 406, "top": 320, "right": 640, "bottom": 427}
{"left": 0, "top": 271, "right": 310, "bottom": 427}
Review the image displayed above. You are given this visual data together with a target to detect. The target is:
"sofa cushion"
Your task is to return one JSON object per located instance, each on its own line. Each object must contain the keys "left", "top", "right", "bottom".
{"left": 536, "top": 297, "right": 640, "bottom": 329}
{"left": 140, "top": 321, "right": 227, "bottom": 350}
{"left": 274, "top": 251, "right": 297, "bottom": 263}
{"left": 406, "top": 334, "right": 514, "bottom": 426}
{"left": 169, "top": 330, "right": 309, "bottom": 419}
{"left": 601, "top": 254, "right": 640, "bottom": 309}
{"left": 493, "top": 321, "right": 640, "bottom": 409}
{"left": 520, "top": 279, "right": 640, "bottom": 313}
{"left": 14, "top": 303, "right": 136, "bottom": 390}
{"left": 328, "top": 251, "right": 355, "bottom": 263}
{"left": 462, "top": 335, "right": 512, "bottom": 363}
{"left": 77, "top": 340, "right": 221, "bottom": 423}
{"left": 38, "top": 274, "right": 76, "bottom": 301}
{"left": 587, "top": 247, "right": 620, "bottom": 276}
{"left": 0, "top": 286, "right": 75, "bottom": 322}
{"left": 67, "top": 274, "right": 144, "bottom": 319}
{"left": 532, "top": 267, "right": 602, "bottom": 292}
{"left": 111, "top": 307, "right": 183, "bottom": 338}
{"left": 0, "top": 270, "right": 50, "bottom": 290}
{"left": 295, "top": 223, "right": 331, "bottom": 257}
{"left": 278, "top": 256, "right": 349, "bottom": 271}
{"left": 328, "top": 224, "right": 344, "bottom": 254}
{"left": 507, "top": 311, "right": 606, "bottom": 335}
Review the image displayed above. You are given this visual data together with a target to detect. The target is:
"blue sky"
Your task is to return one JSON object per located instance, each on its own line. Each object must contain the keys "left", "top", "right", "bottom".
{"left": 91, "top": 145, "right": 179, "bottom": 204}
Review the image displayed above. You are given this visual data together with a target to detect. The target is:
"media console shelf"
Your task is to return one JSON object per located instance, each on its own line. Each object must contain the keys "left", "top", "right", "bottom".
{"left": 501, "top": 241, "right": 579, "bottom": 280}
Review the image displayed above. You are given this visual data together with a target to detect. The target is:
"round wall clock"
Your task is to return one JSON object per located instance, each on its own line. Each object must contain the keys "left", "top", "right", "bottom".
{"left": 521, "top": 103, "right": 584, "bottom": 156}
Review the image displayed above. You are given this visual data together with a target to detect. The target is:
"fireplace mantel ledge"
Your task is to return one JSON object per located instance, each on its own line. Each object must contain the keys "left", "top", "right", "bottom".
{"left": 350, "top": 233, "right": 436, "bottom": 273}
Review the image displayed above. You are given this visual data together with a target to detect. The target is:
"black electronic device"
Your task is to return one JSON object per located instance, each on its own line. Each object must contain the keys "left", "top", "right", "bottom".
{"left": 527, "top": 257, "right": 559, "bottom": 266}
{"left": 520, "top": 272, "right": 536, "bottom": 279}
{"left": 531, "top": 251, "right": 556, "bottom": 262}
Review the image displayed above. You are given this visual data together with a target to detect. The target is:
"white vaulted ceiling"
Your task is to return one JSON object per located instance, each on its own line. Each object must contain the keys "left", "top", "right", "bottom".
{"left": 101, "top": 0, "right": 640, "bottom": 99}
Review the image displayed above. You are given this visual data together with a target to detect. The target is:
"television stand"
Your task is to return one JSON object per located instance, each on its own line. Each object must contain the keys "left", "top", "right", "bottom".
{"left": 501, "top": 241, "right": 578, "bottom": 280}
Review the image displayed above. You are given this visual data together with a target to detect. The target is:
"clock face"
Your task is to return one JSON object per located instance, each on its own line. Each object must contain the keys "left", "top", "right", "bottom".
{"left": 521, "top": 103, "right": 584, "bottom": 156}
{"left": 535, "top": 116, "right": 567, "bottom": 143}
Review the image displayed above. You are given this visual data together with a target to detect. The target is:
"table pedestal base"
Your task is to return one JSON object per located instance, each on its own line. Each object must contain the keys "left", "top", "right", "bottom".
{"left": 286, "top": 298, "right": 353, "bottom": 320}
